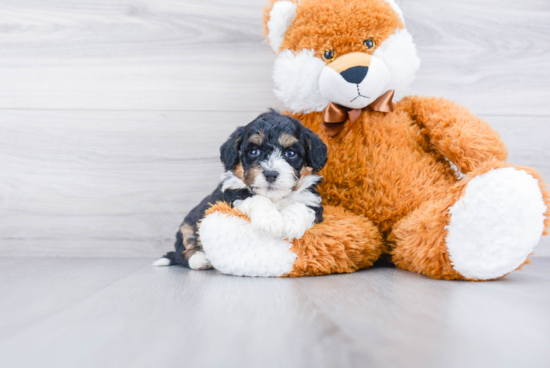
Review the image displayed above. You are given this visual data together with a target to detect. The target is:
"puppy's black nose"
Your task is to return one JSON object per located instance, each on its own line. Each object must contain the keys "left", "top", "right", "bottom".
{"left": 264, "top": 170, "right": 279, "bottom": 183}
{"left": 340, "top": 66, "right": 369, "bottom": 84}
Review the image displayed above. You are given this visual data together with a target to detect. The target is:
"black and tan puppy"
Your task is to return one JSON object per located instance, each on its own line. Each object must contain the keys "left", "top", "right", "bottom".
{"left": 153, "top": 110, "right": 328, "bottom": 269}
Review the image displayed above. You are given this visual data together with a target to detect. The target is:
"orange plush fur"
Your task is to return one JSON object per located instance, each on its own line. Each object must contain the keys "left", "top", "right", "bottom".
{"left": 257, "top": 0, "right": 550, "bottom": 280}
{"left": 205, "top": 202, "right": 384, "bottom": 277}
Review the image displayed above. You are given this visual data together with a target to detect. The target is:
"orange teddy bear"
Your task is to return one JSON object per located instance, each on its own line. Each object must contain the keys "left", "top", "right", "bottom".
{"left": 199, "top": 0, "right": 549, "bottom": 280}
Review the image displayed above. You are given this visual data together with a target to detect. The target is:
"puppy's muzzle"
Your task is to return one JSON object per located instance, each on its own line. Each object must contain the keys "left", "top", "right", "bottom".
{"left": 264, "top": 170, "right": 279, "bottom": 183}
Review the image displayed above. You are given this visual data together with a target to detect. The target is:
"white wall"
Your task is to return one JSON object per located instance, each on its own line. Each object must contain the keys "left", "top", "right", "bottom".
{"left": 0, "top": 0, "right": 548, "bottom": 257}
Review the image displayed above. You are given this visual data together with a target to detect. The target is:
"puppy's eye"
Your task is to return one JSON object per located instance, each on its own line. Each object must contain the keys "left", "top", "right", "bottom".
{"left": 284, "top": 150, "right": 297, "bottom": 158}
{"left": 322, "top": 50, "right": 335, "bottom": 62}
{"left": 363, "top": 38, "right": 376, "bottom": 49}
{"left": 248, "top": 148, "right": 260, "bottom": 157}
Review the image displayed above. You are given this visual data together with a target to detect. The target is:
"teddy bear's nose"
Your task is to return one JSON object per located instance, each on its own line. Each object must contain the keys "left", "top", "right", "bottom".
{"left": 340, "top": 66, "right": 369, "bottom": 84}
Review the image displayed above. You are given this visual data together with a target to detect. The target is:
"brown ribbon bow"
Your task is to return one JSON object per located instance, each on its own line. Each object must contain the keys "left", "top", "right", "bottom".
{"left": 321, "top": 90, "right": 395, "bottom": 138}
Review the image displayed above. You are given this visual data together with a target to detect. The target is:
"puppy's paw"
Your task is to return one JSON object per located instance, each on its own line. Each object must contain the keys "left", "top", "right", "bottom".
{"left": 251, "top": 212, "right": 285, "bottom": 238}
{"left": 282, "top": 217, "right": 307, "bottom": 241}
{"left": 188, "top": 252, "right": 213, "bottom": 270}
{"left": 281, "top": 203, "right": 316, "bottom": 241}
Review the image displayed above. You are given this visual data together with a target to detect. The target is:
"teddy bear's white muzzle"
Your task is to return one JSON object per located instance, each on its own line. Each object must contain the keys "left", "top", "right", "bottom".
{"left": 318, "top": 55, "right": 392, "bottom": 109}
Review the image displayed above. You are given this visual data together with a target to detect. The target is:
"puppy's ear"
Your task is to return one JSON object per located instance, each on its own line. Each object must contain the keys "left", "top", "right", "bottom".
{"left": 220, "top": 127, "right": 245, "bottom": 171}
{"left": 300, "top": 127, "right": 327, "bottom": 172}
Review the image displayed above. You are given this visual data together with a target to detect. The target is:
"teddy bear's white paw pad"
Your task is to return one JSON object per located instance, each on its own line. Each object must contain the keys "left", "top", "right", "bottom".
{"left": 199, "top": 212, "right": 297, "bottom": 277}
{"left": 446, "top": 168, "right": 546, "bottom": 279}
{"left": 188, "top": 252, "right": 213, "bottom": 270}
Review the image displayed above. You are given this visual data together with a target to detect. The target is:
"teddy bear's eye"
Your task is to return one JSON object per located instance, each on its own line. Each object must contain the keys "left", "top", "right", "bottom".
{"left": 363, "top": 38, "right": 376, "bottom": 49}
{"left": 322, "top": 50, "right": 335, "bottom": 62}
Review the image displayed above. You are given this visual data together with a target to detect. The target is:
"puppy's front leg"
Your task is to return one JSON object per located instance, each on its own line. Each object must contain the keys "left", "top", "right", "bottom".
{"left": 235, "top": 196, "right": 284, "bottom": 237}
{"left": 280, "top": 203, "right": 316, "bottom": 241}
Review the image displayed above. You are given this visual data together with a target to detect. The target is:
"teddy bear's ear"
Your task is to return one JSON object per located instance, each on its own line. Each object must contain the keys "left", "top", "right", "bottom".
{"left": 264, "top": 0, "right": 298, "bottom": 53}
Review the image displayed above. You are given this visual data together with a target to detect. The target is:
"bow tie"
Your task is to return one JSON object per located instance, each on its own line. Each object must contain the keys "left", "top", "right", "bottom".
{"left": 321, "top": 90, "right": 395, "bottom": 138}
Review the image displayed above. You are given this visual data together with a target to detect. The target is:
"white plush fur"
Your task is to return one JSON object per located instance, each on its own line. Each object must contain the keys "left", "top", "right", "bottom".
{"left": 151, "top": 257, "right": 171, "bottom": 267}
{"left": 382, "top": 0, "right": 405, "bottom": 24}
{"left": 200, "top": 211, "right": 297, "bottom": 277}
{"left": 267, "top": 1, "right": 297, "bottom": 52}
{"left": 318, "top": 56, "right": 392, "bottom": 109}
{"left": 372, "top": 28, "right": 420, "bottom": 96}
{"left": 273, "top": 49, "right": 330, "bottom": 113}
{"left": 446, "top": 168, "right": 546, "bottom": 280}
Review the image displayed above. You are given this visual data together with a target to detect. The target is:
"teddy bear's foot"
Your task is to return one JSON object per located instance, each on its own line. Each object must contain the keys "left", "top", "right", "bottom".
{"left": 390, "top": 166, "right": 548, "bottom": 280}
{"left": 445, "top": 167, "right": 546, "bottom": 279}
{"left": 199, "top": 210, "right": 297, "bottom": 277}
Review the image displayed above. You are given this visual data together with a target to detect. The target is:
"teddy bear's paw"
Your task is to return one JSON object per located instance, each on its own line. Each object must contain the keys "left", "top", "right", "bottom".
{"left": 199, "top": 211, "right": 297, "bottom": 277}
{"left": 188, "top": 251, "right": 213, "bottom": 270}
{"left": 445, "top": 167, "right": 547, "bottom": 280}
{"left": 280, "top": 203, "right": 316, "bottom": 241}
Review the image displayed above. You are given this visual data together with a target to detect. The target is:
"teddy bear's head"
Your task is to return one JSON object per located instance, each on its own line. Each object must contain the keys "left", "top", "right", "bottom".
{"left": 264, "top": 0, "right": 420, "bottom": 113}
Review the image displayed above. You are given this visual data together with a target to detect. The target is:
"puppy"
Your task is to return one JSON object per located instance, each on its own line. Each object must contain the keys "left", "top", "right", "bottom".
{"left": 153, "top": 110, "right": 328, "bottom": 270}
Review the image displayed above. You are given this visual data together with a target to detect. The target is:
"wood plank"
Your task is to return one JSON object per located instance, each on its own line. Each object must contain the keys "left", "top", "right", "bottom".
{"left": 0, "top": 110, "right": 548, "bottom": 257}
{"left": 0, "top": 257, "right": 548, "bottom": 368}
{"left": 0, "top": 0, "right": 283, "bottom": 112}
{"left": 0, "top": 110, "right": 257, "bottom": 257}
{"left": 402, "top": 0, "right": 550, "bottom": 115}
{"left": 0, "top": 259, "right": 355, "bottom": 368}
{"left": 0, "top": 0, "right": 547, "bottom": 114}
{"left": 0, "top": 257, "right": 149, "bottom": 340}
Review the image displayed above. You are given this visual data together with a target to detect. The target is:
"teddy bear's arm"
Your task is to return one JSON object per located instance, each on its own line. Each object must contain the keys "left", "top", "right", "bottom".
{"left": 400, "top": 96, "right": 508, "bottom": 173}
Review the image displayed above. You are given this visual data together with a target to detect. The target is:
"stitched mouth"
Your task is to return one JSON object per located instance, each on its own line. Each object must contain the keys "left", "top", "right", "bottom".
{"left": 350, "top": 85, "right": 369, "bottom": 103}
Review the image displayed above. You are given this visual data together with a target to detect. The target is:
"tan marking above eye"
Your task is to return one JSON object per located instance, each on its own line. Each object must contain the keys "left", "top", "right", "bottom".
{"left": 278, "top": 133, "right": 299, "bottom": 147}
{"left": 248, "top": 132, "right": 264, "bottom": 146}
{"left": 328, "top": 52, "right": 372, "bottom": 74}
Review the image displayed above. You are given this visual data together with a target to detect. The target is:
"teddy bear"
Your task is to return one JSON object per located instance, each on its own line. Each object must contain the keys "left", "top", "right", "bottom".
{"left": 198, "top": 0, "right": 549, "bottom": 280}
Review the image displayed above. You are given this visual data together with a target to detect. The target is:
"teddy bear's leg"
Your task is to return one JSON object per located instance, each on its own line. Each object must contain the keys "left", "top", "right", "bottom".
{"left": 389, "top": 160, "right": 549, "bottom": 281}
{"left": 199, "top": 207, "right": 297, "bottom": 277}
{"left": 199, "top": 203, "right": 385, "bottom": 277}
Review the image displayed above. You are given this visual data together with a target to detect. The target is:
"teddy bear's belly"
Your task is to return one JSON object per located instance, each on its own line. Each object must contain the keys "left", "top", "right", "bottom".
{"left": 320, "top": 132, "right": 457, "bottom": 236}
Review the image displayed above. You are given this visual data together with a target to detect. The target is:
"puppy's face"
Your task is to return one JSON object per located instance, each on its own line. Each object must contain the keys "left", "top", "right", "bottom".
{"left": 220, "top": 111, "right": 327, "bottom": 201}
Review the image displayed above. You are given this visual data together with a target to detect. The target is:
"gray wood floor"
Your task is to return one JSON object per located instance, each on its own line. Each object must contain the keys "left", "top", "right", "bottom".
{"left": 0, "top": 0, "right": 549, "bottom": 257}
{"left": 0, "top": 257, "right": 548, "bottom": 368}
